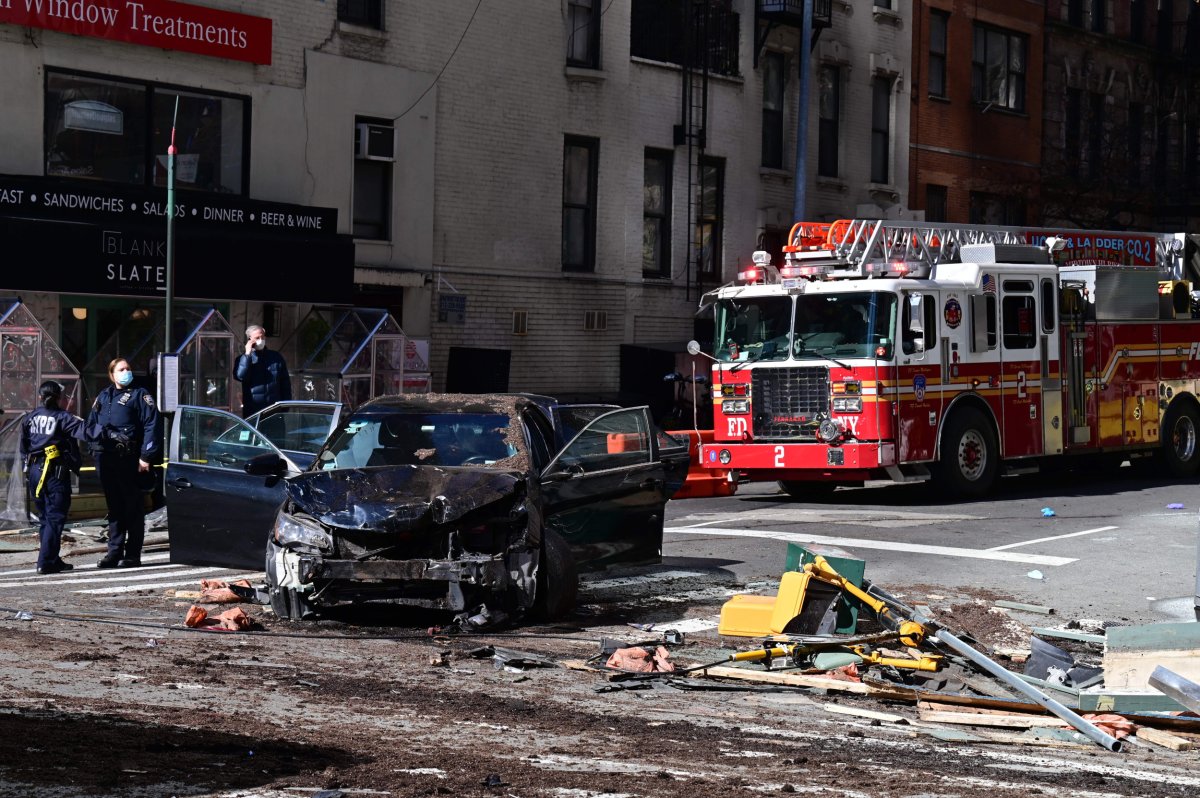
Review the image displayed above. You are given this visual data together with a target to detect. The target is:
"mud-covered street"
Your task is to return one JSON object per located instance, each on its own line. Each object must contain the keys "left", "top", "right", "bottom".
{"left": 3, "top": 561, "right": 1199, "bottom": 798}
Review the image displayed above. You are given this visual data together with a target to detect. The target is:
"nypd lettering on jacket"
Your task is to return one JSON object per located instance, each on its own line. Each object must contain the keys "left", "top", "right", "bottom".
{"left": 88, "top": 385, "right": 163, "bottom": 463}
{"left": 20, "top": 407, "right": 89, "bottom": 470}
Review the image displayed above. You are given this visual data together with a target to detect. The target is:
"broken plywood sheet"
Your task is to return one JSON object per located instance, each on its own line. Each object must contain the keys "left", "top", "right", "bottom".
{"left": 1103, "top": 622, "right": 1200, "bottom": 690}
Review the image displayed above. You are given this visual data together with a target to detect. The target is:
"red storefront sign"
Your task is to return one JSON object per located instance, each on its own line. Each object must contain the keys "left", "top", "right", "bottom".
{"left": 0, "top": 0, "right": 272, "bottom": 65}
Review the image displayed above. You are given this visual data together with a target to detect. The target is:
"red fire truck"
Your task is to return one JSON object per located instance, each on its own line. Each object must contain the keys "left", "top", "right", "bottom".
{"left": 695, "top": 219, "right": 1200, "bottom": 498}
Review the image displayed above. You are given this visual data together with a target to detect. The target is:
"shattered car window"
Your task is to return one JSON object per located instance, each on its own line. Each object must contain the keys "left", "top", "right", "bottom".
{"left": 319, "top": 412, "right": 520, "bottom": 469}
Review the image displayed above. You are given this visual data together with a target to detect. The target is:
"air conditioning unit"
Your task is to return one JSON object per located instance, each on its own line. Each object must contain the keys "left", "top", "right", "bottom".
{"left": 355, "top": 123, "right": 394, "bottom": 161}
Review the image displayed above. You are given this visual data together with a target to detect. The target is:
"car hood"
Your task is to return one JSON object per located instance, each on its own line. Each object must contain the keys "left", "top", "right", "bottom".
{"left": 285, "top": 466, "right": 526, "bottom": 532}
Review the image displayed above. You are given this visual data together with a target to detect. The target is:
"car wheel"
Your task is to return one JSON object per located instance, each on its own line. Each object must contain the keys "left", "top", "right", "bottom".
{"left": 933, "top": 406, "right": 998, "bottom": 499}
{"left": 265, "top": 544, "right": 314, "bottom": 621}
{"left": 1161, "top": 400, "right": 1200, "bottom": 478}
{"left": 534, "top": 529, "right": 578, "bottom": 621}
{"left": 778, "top": 481, "right": 838, "bottom": 501}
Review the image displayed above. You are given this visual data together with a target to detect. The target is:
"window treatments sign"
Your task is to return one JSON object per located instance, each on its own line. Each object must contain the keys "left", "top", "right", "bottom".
{"left": 0, "top": 0, "right": 273, "bottom": 64}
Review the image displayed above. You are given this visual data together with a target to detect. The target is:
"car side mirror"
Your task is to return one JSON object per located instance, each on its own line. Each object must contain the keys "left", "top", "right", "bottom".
{"left": 545, "top": 463, "right": 585, "bottom": 482}
{"left": 245, "top": 452, "right": 286, "bottom": 477}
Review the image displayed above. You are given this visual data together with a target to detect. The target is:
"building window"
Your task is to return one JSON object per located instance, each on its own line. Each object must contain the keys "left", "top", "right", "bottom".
{"left": 929, "top": 10, "right": 948, "bottom": 98}
{"left": 761, "top": 52, "right": 785, "bottom": 169}
{"left": 567, "top": 0, "right": 600, "bottom": 68}
{"left": 630, "top": 0, "right": 740, "bottom": 77}
{"left": 1157, "top": 0, "right": 1173, "bottom": 51}
{"left": 44, "top": 70, "right": 248, "bottom": 194}
{"left": 1087, "top": 93, "right": 1105, "bottom": 179}
{"left": 1130, "top": 1, "right": 1144, "bottom": 43}
{"left": 870, "top": 76, "right": 891, "bottom": 184}
{"left": 1090, "top": 0, "right": 1105, "bottom": 33}
{"left": 925, "top": 184, "right": 947, "bottom": 222}
{"left": 353, "top": 117, "right": 393, "bottom": 240}
{"left": 1067, "top": 0, "right": 1083, "bottom": 27}
{"left": 1065, "top": 88, "right": 1082, "bottom": 178}
{"left": 695, "top": 156, "right": 724, "bottom": 279}
{"left": 338, "top": 0, "right": 383, "bottom": 29}
{"left": 971, "top": 24, "right": 1026, "bottom": 112}
{"left": 969, "top": 191, "right": 1024, "bottom": 225}
{"left": 563, "top": 136, "right": 598, "bottom": 272}
{"left": 643, "top": 149, "right": 672, "bottom": 278}
{"left": 818, "top": 65, "right": 840, "bottom": 177}
{"left": 1128, "top": 102, "right": 1144, "bottom": 187}
{"left": 874, "top": 0, "right": 894, "bottom": 8}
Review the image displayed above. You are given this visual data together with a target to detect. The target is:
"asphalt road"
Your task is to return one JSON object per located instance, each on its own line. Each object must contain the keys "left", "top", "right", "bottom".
{"left": 663, "top": 466, "right": 1200, "bottom": 628}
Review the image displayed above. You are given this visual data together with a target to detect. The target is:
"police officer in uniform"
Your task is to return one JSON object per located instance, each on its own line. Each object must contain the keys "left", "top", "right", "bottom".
{"left": 88, "top": 358, "right": 162, "bottom": 569}
{"left": 20, "top": 381, "right": 95, "bottom": 575}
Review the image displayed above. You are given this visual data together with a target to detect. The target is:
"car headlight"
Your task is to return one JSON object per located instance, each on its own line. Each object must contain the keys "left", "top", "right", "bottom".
{"left": 272, "top": 513, "right": 332, "bottom": 551}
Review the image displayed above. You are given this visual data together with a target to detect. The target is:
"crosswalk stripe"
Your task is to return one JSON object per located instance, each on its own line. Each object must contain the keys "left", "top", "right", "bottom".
{"left": 74, "top": 573, "right": 264, "bottom": 595}
{"left": 665, "top": 526, "right": 1076, "bottom": 566}
{"left": 0, "top": 552, "right": 173, "bottom": 581}
{"left": 0, "top": 565, "right": 229, "bottom": 590}
{"left": 581, "top": 570, "right": 710, "bottom": 591}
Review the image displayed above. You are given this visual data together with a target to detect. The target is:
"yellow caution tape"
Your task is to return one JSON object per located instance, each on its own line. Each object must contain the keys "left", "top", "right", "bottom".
{"left": 34, "top": 444, "right": 61, "bottom": 498}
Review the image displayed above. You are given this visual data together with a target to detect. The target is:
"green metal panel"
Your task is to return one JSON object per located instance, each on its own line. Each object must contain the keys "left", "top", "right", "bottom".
{"left": 785, "top": 543, "right": 865, "bottom": 634}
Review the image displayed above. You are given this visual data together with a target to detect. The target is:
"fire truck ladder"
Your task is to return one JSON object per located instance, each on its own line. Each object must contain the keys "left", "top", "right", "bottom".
{"left": 787, "top": 219, "right": 1184, "bottom": 277}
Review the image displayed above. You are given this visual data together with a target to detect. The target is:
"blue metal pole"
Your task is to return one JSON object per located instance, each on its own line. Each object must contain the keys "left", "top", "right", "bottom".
{"left": 165, "top": 95, "right": 179, "bottom": 353}
{"left": 792, "top": 0, "right": 813, "bottom": 223}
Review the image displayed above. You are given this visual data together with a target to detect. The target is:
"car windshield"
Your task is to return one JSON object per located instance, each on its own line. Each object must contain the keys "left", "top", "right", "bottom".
{"left": 714, "top": 296, "right": 793, "bottom": 363}
{"left": 793, "top": 292, "right": 897, "bottom": 361}
{"left": 316, "top": 412, "right": 520, "bottom": 470}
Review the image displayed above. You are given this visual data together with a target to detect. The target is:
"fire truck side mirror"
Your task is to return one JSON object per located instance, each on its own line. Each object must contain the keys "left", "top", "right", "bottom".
{"left": 905, "top": 295, "right": 926, "bottom": 353}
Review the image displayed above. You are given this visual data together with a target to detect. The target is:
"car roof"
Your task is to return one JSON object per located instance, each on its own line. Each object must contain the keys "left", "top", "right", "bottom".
{"left": 354, "top": 393, "right": 544, "bottom": 416}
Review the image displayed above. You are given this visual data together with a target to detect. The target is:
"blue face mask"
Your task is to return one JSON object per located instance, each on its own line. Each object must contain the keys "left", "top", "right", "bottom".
{"left": 116, "top": 370, "right": 134, "bottom": 388}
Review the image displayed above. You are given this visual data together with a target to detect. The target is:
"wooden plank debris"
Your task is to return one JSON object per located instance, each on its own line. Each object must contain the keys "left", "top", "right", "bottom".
{"left": 918, "top": 708, "right": 1068, "bottom": 729}
{"left": 698, "top": 665, "right": 871, "bottom": 694}
{"left": 995, "top": 600, "right": 1055, "bottom": 615}
{"left": 1031, "top": 627, "right": 1105, "bottom": 644}
{"left": 823, "top": 703, "right": 910, "bottom": 724}
{"left": 1135, "top": 727, "right": 1195, "bottom": 752}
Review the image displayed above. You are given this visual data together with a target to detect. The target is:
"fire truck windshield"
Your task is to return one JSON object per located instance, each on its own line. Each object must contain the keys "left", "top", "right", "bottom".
{"left": 793, "top": 293, "right": 897, "bottom": 361}
{"left": 714, "top": 297, "right": 794, "bottom": 363}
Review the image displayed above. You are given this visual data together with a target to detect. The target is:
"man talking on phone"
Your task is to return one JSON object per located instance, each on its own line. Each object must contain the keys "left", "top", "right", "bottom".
{"left": 234, "top": 324, "right": 292, "bottom": 417}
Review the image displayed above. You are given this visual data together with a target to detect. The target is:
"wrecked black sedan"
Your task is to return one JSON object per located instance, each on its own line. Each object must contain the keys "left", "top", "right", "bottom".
{"left": 167, "top": 395, "right": 689, "bottom": 620}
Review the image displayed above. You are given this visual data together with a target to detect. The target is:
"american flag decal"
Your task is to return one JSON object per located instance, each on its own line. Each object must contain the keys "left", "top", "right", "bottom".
{"left": 982, "top": 273, "right": 996, "bottom": 294}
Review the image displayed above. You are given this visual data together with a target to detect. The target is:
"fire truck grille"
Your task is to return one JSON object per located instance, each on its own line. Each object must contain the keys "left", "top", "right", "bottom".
{"left": 751, "top": 367, "right": 830, "bottom": 439}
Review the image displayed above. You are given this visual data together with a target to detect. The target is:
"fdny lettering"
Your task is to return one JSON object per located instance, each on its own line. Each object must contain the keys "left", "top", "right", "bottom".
{"left": 27, "top": 415, "right": 59, "bottom": 436}
{"left": 727, "top": 417, "right": 748, "bottom": 438}
{"left": 1190, "top": 342, "right": 1200, "bottom": 360}
{"left": 838, "top": 416, "right": 861, "bottom": 437}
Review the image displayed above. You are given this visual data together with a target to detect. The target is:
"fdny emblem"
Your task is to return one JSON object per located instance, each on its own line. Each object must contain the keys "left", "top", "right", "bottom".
{"left": 913, "top": 374, "right": 926, "bottom": 402}
{"left": 944, "top": 297, "right": 962, "bottom": 329}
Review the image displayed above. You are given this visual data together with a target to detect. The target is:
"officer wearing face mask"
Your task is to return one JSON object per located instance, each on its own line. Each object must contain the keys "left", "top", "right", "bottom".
{"left": 20, "top": 381, "right": 99, "bottom": 574}
{"left": 88, "top": 357, "right": 162, "bottom": 569}
{"left": 234, "top": 324, "right": 291, "bottom": 418}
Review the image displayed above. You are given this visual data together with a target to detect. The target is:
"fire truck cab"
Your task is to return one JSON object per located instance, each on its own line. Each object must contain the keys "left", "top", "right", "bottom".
{"left": 698, "top": 220, "right": 1200, "bottom": 499}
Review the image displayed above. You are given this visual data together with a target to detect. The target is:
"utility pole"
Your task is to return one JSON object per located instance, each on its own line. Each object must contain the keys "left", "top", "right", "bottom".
{"left": 792, "top": 0, "right": 813, "bottom": 223}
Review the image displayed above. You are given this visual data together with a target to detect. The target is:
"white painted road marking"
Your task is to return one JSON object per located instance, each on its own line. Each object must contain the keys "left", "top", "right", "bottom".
{"left": 664, "top": 527, "right": 1076, "bottom": 566}
{"left": 987, "top": 525, "right": 1118, "bottom": 552}
{"left": 0, "top": 565, "right": 231, "bottom": 590}
{"left": 75, "top": 573, "right": 263, "bottom": 595}
{"left": 581, "top": 570, "right": 710, "bottom": 591}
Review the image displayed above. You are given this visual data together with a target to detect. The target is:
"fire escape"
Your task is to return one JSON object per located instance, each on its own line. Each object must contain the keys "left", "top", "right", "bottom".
{"left": 671, "top": 1, "right": 831, "bottom": 300}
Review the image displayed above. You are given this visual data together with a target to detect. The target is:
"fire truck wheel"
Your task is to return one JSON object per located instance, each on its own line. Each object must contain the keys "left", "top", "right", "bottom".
{"left": 778, "top": 481, "right": 839, "bottom": 501}
{"left": 1161, "top": 401, "right": 1200, "bottom": 478}
{"left": 934, "top": 407, "right": 998, "bottom": 498}
{"left": 534, "top": 529, "right": 578, "bottom": 621}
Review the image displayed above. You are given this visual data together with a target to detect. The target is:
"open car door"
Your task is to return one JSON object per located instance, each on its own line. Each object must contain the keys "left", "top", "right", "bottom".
{"left": 540, "top": 406, "right": 680, "bottom": 568}
{"left": 246, "top": 400, "right": 344, "bottom": 469}
{"left": 167, "top": 405, "right": 301, "bottom": 570}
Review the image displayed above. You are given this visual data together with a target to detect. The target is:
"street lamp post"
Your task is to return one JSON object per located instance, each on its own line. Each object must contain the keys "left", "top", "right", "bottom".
{"left": 165, "top": 95, "right": 179, "bottom": 353}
